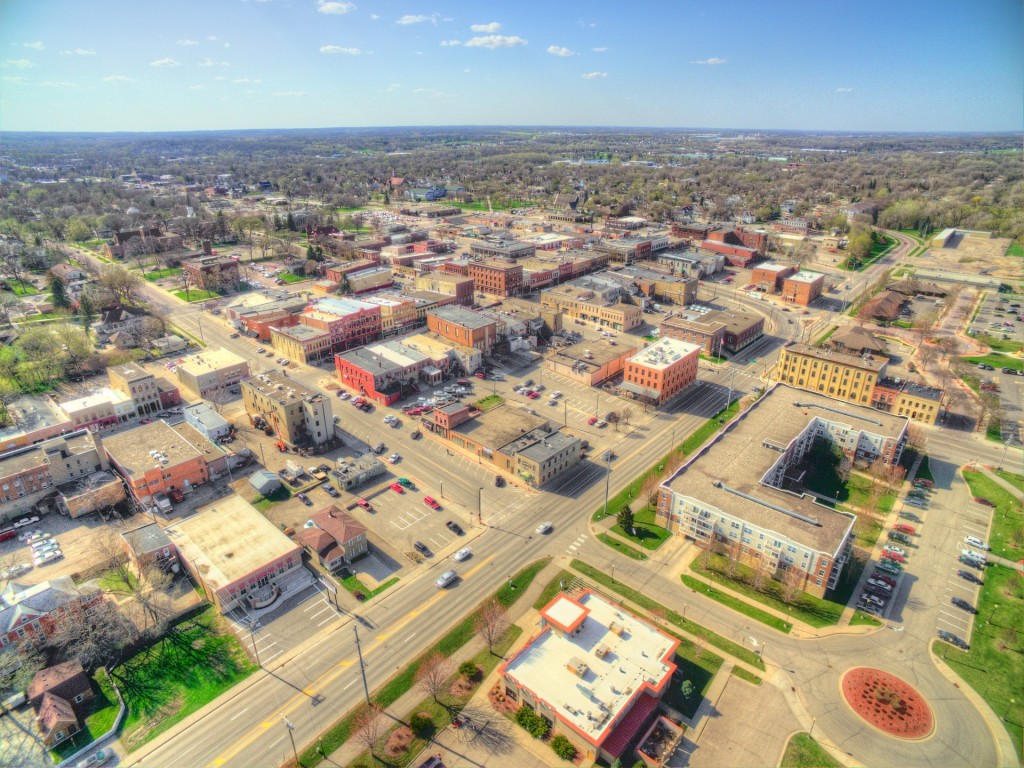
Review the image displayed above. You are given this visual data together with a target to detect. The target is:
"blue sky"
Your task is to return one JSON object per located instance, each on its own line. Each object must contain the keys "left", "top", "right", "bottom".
{"left": 1, "top": 0, "right": 1021, "bottom": 133}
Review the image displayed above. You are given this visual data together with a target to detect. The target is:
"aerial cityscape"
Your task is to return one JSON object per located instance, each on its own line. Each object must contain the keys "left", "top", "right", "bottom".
{"left": 0, "top": 3, "right": 1022, "bottom": 768}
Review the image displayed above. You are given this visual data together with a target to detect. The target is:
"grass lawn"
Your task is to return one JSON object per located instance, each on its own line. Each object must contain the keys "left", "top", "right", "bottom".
{"left": 962, "top": 470, "right": 1024, "bottom": 562}
{"left": 457, "top": 198, "right": 535, "bottom": 212}
{"left": 112, "top": 606, "right": 257, "bottom": 750}
{"left": 803, "top": 464, "right": 896, "bottom": 514}
{"left": 610, "top": 505, "right": 673, "bottom": 551}
{"left": 966, "top": 335, "right": 1024, "bottom": 355}
{"left": 781, "top": 733, "right": 843, "bottom": 768}
{"left": 682, "top": 575, "right": 793, "bottom": 633}
{"left": 898, "top": 229, "right": 926, "bottom": 243}
{"left": 532, "top": 568, "right": 574, "bottom": 610}
{"left": 14, "top": 312, "right": 66, "bottom": 323}
{"left": 731, "top": 666, "right": 763, "bottom": 685}
{"left": 295, "top": 559, "right": 548, "bottom": 767}
{"left": 1006, "top": 242, "right": 1024, "bottom": 258}
{"left": 8, "top": 279, "right": 40, "bottom": 295}
{"left": 815, "top": 326, "right": 838, "bottom": 346}
{"left": 144, "top": 267, "right": 182, "bottom": 281}
{"left": 690, "top": 553, "right": 856, "bottom": 628}
{"left": 963, "top": 352, "right": 1024, "bottom": 371}
{"left": 699, "top": 353, "right": 727, "bottom": 364}
{"left": 339, "top": 573, "right": 399, "bottom": 599}
{"left": 175, "top": 289, "right": 221, "bottom": 302}
{"left": 570, "top": 559, "right": 764, "bottom": 670}
{"left": 278, "top": 272, "right": 308, "bottom": 283}
{"left": 994, "top": 469, "right": 1023, "bottom": 492}
{"left": 849, "top": 610, "right": 883, "bottom": 627}
{"left": 472, "top": 394, "right": 504, "bottom": 411}
{"left": 597, "top": 532, "right": 648, "bottom": 560}
{"left": 252, "top": 485, "right": 292, "bottom": 511}
{"left": 662, "top": 645, "right": 723, "bottom": 719}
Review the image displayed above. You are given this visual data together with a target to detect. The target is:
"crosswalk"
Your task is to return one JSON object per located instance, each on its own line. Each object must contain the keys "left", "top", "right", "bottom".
{"left": 566, "top": 532, "right": 588, "bottom": 556}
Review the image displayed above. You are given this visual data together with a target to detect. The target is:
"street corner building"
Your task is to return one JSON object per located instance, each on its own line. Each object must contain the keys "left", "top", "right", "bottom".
{"left": 656, "top": 384, "right": 908, "bottom": 598}
{"left": 499, "top": 590, "right": 681, "bottom": 764}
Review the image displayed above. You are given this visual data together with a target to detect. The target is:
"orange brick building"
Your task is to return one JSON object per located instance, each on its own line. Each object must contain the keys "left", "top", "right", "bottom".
{"left": 426, "top": 306, "right": 498, "bottom": 355}
{"left": 466, "top": 260, "right": 523, "bottom": 296}
{"left": 620, "top": 338, "right": 700, "bottom": 406}
{"left": 781, "top": 270, "right": 825, "bottom": 305}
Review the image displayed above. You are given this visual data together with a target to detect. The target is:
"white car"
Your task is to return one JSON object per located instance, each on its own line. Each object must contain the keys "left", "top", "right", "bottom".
{"left": 12, "top": 516, "right": 40, "bottom": 529}
{"left": 74, "top": 748, "right": 113, "bottom": 768}
{"left": 965, "top": 536, "right": 990, "bottom": 551}
{"left": 388, "top": 452, "right": 400, "bottom": 464}
{"left": 452, "top": 546, "right": 472, "bottom": 562}
{"left": 34, "top": 549, "right": 63, "bottom": 566}
{"left": 339, "top": 391, "right": 350, "bottom": 400}
{"left": 18, "top": 529, "right": 44, "bottom": 542}
{"left": 882, "top": 544, "right": 906, "bottom": 557}
{"left": 383, "top": 414, "right": 395, "bottom": 424}
{"left": 536, "top": 521, "right": 553, "bottom": 534}
{"left": 1, "top": 563, "right": 31, "bottom": 579}
{"left": 551, "top": 391, "right": 563, "bottom": 399}
{"left": 32, "top": 540, "right": 60, "bottom": 554}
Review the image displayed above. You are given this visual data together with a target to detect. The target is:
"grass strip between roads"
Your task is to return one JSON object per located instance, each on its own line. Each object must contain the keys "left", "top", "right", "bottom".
{"left": 294, "top": 558, "right": 550, "bottom": 767}
{"left": 730, "top": 666, "right": 763, "bottom": 686}
{"left": 780, "top": 732, "right": 843, "bottom": 768}
{"left": 592, "top": 400, "right": 740, "bottom": 523}
{"left": 681, "top": 575, "right": 793, "bottom": 633}
{"left": 570, "top": 559, "right": 764, "bottom": 670}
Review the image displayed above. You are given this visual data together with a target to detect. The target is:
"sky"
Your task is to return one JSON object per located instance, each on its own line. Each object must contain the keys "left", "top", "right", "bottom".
{"left": 1, "top": 0, "right": 1021, "bottom": 134}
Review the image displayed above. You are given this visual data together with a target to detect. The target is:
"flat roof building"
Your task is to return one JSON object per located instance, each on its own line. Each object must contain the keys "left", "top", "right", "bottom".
{"left": 775, "top": 343, "right": 887, "bottom": 407}
{"left": 499, "top": 590, "right": 678, "bottom": 764}
{"left": 620, "top": 338, "right": 700, "bottom": 406}
{"left": 174, "top": 348, "right": 250, "bottom": 399}
{"left": 167, "top": 496, "right": 308, "bottom": 614}
{"left": 545, "top": 338, "right": 637, "bottom": 387}
{"left": 241, "top": 371, "right": 332, "bottom": 447}
{"left": 656, "top": 385, "right": 907, "bottom": 597}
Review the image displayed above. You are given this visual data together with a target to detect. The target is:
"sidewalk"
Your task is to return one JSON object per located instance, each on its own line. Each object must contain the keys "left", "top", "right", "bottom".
{"left": 317, "top": 560, "right": 561, "bottom": 768}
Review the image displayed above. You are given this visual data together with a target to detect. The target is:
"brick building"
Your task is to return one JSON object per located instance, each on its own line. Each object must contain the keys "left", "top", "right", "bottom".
{"left": 619, "top": 338, "right": 700, "bottom": 406}
{"left": 414, "top": 273, "right": 475, "bottom": 306}
{"left": 751, "top": 262, "right": 797, "bottom": 292}
{"left": 108, "top": 363, "right": 162, "bottom": 416}
{"left": 466, "top": 260, "right": 523, "bottom": 297}
{"left": 426, "top": 306, "right": 498, "bottom": 356}
{"left": 301, "top": 298, "right": 383, "bottom": 354}
{"left": 181, "top": 254, "right": 241, "bottom": 291}
{"left": 781, "top": 271, "right": 825, "bottom": 306}
{"left": 241, "top": 371, "right": 332, "bottom": 447}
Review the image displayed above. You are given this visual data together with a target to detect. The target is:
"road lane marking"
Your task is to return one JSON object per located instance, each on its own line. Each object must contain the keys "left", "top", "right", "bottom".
{"left": 228, "top": 708, "right": 249, "bottom": 721}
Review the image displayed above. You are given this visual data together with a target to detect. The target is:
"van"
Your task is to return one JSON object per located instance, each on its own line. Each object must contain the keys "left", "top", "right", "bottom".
{"left": 435, "top": 569, "right": 458, "bottom": 589}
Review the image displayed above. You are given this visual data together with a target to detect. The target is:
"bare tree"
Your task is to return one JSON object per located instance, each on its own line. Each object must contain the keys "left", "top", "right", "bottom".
{"left": 697, "top": 534, "right": 715, "bottom": 571}
{"left": 639, "top": 473, "right": 663, "bottom": 509}
{"left": 0, "top": 292, "right": 20, "bottom": 327}
{"left": 352, "top": 703, "right": 389, "bottom": 761}
{"left": 620, "top": 406, "right": 634, "bottom": 426}
{"left": 780, "top": 567, "right": 803, "bottom": 605}
{"left": 725, "top": 538, "right": 743, "bottom": 579}
{"left": 692, "top": 635, "right": 707, "bottom": 661}
{"left": 415, "top": 652, "right": 455, "bottom": 704}
{"left": 50, "top": 598, "right": 137, "bottom": 670}
{"left": 475, "top": 599, "right": 511, "bottom": 655}
{"left": 906, "top": 424, "right": 927, "bottom": 453}
{"left": 751, "top": 557, "right": 771, "bottom": 593}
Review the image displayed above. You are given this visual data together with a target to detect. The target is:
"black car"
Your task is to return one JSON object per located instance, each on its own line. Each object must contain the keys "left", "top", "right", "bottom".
{"left": 413, "top": 541, "right": 430, "bottom": 555}
{"left": 865, "top": 584, "right": 890, "bottom": 599}
{"left": 297, "top": 492, "right": 312, "bottom": 506}
{"left": 445, "top": 521, "right": 464, "bottom": 535}
{"left": 951, "top": 596, "right": 979, "bottom": 614}
{"left": 494, "top": 475, "right": 505, "bottom": 487}
{"left": 957, "top": 569, "right": 984, "bottom": 585}
{"left": 898, "top": 512, "right": 922, "bottom": 522}
{"left": 938, "top": 629, "right": 970, "bottom": 650}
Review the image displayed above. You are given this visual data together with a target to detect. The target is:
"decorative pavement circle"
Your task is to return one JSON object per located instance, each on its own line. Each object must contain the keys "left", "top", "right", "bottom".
{"left": 841, "top": 667, "right": 934, "bottom": 739}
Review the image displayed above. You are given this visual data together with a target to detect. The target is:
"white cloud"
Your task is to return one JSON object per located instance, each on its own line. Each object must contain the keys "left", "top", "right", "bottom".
{"left": 318, "top": 0, "right": 355, "bottom": 13}
{"left": 214, "top": 75, "right": 228, "bottom": 81}
{"left": 835, "top": 87, "right": 853, "bottom": 93}
{"left": 320, "top": 45, "right": 361, "bottom": 54}
{"left": 370, "top": 13, "right": 380, "bottom": 20}
{"left": 691, "top": 57, "right": 727, "bottom": 65}
{"left": 464, "top": 35, "right": 527, "bottom": 49}
{"left": 232, "top": 78, "right": 262, "bottom": 83}
{"left": 440, "top": 39, "right": 462, "bottom": 47}
{"left": 63, "top": 48, "right": 95, "bottom": 55}
{"left": 206, "top": 36, "right": 219, "bottom": 41}
{"left": 23, "top": 41, "right": 44, "bottom": 50}
{"left": 150, "top": 57, "right": 180, "bottom": 67}
{"left": 581, "top": 71, "right": 607, "bottom": 79}
{"left": 592, "top": 47, "right": 608, "bottom": 53}
{"left": 547, "top": 45, "right": 575, "bottom": 57}
{"left": 177, "top": 39, "right": 199, "bottom": 46}
{"left": 470, "top": 22, "right": 500, "bottom": 33}
{"left": 397, "top": 13, "right": 438, "bottom": 25}
{"left": 273, "top": 91, "right": 305, "bottom": 97}
{"left": 39, "top": 81, "right": 78, "bottom": 88}
{"left": 103, "top": 75, "right": 134, "bottom": 82}
{"left": 1, "top": 59, "right": 34, "bottom": 69}
{"left": 1, "top": 75, "right": 29, "bottom": 82}
{"left": 197, "top": 57, "right": 230, "bottom": 66}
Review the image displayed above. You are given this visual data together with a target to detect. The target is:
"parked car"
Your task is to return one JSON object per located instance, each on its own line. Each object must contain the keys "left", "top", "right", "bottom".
{"left": 913, "top": 478, "right": 934, "bottom": 488}
{"left": 937, "top": 629, "right": 969, "bottom": 650}
{"left": 898, "top": 511, "right": 922, "bottom": 522}
{"left": 31, "top": 539, "right": 60, "bottom": 553}
{"left": 881, "top": 550, "right": 906, "bottom": 564}
{"left": 411, "top": 429, "right": 422, "bottom": 440}
{"left": 877, "top": 559, "right": 902, "bottom": 575}
{"left": 965, "top": 535, "right": 990, "bottom": 551}
{"left": 452, "top": 546, "right": 472, "bottom": 562}
{"left": 1, "top": 563, "right": 32, "bottom": 579}
{"left": 390, "top": 483, "right": 405, "bottom": 494}
{"left": 893, "top": 523, "right": 916, "bottom": 535}
{"left": 957, "top": 569, "right": 984, "bottom": 585}
{"left": 413, "top": 541, "right": 430, "bottom": 555}
{"left": 388, "top": 452, "right": 401, "bottom": 464}
{"left": 338, "top": 391, "right": 350, "bottom": 399}
{"left": 423, "top": 496, "right": 441, "bottom": 510}
{"left": 882, "top": 544, "right": 906, "bottom": 557}
{"left": 866, "top": 578, "right": 892, "bottom": 592}
{"left": 871, "top": 572, "right": 897, "bottom": 587}
{"left": 75, "top": 749, "right": 113, "bottom": 768}
{"left": 587, "top": 416, "right": 598, "bottom": 426}
{"left": 951, "top": 596, "right": 979, "bottom": 614}
{"left": 859, "top": 593, "right": 886, "bottom": 609}
{"left": 959, "top": 554, "right": 985, "bottom": 570}
{"left": 356, "top": 499, "right": 373, "bottom": 510}
{"left": 445, "top": 520, "right": 464, "bottom": 535}
{"left": 961, "top": 548, "right": 988, "bottom": 562}
{"left": 322, "top": 485, "right": 338, "bottom": 497}
{"left": 23, "top": 531, "right": 49, "bottom": 544}
{"left": 494, "top": 475, "right": 505, "bottom": 487}
{"left": 12, "top": 516, "right": 40, "bottom": 529}
{"left": 888, "top": 531, "right": 912, "bottom": 545}
{"left": 972, "top": 497, "right": 995, "bottom": 507}
{"left": 374, "top": 442, "right": 386, "bottom": 454}
{"left": 34, "top": 549, "right": 63, "bottom": 566}
{"left": 296, "top": 492, "right": 311, "bottom": 506}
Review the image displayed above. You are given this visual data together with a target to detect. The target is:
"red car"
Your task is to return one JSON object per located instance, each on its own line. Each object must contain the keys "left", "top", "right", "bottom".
{"left": 881, "top": 550, "right": 906, "bottom": 564}
{"left": 527, "top": 391, "right": 540, "bottom": 400}
{"left": 390, "top": 483, "right": 405, "bottom": 494}
{"left": 972, "top": 497, "right": 995, "bottom": 507}
{"left": 423, "top": 496, "right": 441, "bottom": 510}
{"left": 474, "top": 372, "right": 485, "bottom": 379}
{"left": 893, "top": 523, "right": 916, "bottom": 535}
{"left": 356, "top": 499, "right": 372, "bottom": 510}
{"left": 871, "top": 572, "right": 897, "bottom": 587}
{"left": 587, "top": 416, "right": 598, "bottom": 426}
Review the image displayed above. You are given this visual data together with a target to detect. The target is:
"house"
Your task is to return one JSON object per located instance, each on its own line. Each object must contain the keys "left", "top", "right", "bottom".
{"left": 93, "top": 305, "right": 149, "bottom": 344}
{"left": 29, "top": 661, "right": 94, "bottom": 748}
{"left": 296, "top": 505, "right": 368, "bottom": 571}
{"left": 49, "top": 263, "right": 87, "bottom": 284}
{"left": 120, "top": 522, "right": 177, "bottom": 572}
{"left": 0, "top": 577, "right": 103, "bottom": 650}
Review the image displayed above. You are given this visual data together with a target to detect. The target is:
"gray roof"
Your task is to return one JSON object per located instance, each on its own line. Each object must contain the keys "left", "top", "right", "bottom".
{"left": 428, "top": 305, "right": 495, "bottom": 330}
{"left": 122, "top": 522, "right": 172, "bottom": 555}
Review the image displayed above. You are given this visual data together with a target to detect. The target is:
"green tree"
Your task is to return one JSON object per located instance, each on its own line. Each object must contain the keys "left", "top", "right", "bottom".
{"left": 78, "top": 292, "right": 94, "bottom": 335}
{"left": 286, "top": 212, "right": 296, "bottom": 231}
{"left": 65, "top": 217, "right": 93, "bottom": 242}
{"left": 617, "top": 506, "right": 635, "bottom": 531}
{"left": 48, "top": 272, "right": 70, "bottom": 309}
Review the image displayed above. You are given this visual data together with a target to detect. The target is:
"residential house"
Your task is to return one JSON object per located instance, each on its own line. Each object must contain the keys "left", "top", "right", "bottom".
{"left": 296, "top": 505, "right": 368, "bottom": 571}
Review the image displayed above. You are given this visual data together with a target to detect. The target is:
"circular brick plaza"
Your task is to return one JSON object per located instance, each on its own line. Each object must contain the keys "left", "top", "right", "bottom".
{"left": 841, "top": 667, "right": 933, "bottom": 739}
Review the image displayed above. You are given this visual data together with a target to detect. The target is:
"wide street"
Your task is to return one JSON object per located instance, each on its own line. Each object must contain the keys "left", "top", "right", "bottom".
{"left": 62, "top": 240, "right": 1020, "bottom": 768}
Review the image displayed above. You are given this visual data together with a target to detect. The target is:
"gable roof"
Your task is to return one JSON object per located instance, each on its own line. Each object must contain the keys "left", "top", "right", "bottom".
{"left": 37, "top": 692, "right": 78, "bottom": 734}
{"left": 296, "top": 528, "right": 335, "bottom": 555}
{"left": 310, "top": 505, "right": 368, "bottom": 545}
{"left": 29, "top": 660, "right": 89, "bottom": 702}
{"left": 1, "top": 578, "right": 96, "bottom": 636}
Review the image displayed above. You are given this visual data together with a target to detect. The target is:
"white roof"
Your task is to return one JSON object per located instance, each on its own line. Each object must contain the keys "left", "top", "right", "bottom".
{"left": 60, "top": 387, "right": 130, "bottom": 413}
{"left": 504, "top": 591, "right": 677, "bottom": 744}
{"left": 787, "top": 270, "right": 824, "bottom": 284}
{"left": 628, "top": 337, "right": 700, "bottom": 371}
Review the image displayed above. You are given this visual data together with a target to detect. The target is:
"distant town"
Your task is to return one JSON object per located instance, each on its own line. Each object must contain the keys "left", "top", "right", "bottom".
{"left": 0, "top": 128, "right": 1021, "bottom": 768}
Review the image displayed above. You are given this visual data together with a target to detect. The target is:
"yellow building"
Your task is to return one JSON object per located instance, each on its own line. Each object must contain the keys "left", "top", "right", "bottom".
{"left": 775, "top": 344, "right": 886, "bottom": 406}
{"left": 362, "top": 294, "right": 418, "bottom": 336}
{"left": 540, "top": 283, "right": 642, "bottom": 331}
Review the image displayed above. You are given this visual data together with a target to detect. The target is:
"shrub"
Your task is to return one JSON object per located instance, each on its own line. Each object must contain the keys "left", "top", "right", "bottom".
{"left": 551, "top": 734, "right": 576, "bottom": 760}
{"left": 409, "top": 712, "right": 434, "bottom": 737}
{"left": 514, "top": 705, "right": 550, "bottom": 739}
{"left": 458, "top": 661, "right": 479, "bottom": 679}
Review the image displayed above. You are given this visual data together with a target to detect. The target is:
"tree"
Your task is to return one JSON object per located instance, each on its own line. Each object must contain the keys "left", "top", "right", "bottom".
{"left": 607, "top": 411, "right": 620, "bottom": 432}
{"left": 50, "top": 598, "right": 137, "bottom": 670}
{"left": 725, "top": 538, "right": 743, "bottom": 579}
{"left": 0, "top": 292, "right": 20, "bottom": 327}
{"left": 620, "top": 405, "right": 634, "bottom": 426}
{"left": 97, "top": 264, "right": 144, "bottom": 305}
{"left": 475, "top": 599, "right": 511, "bottom": 654}
{"left": 617, "top": 505, "right": 635, "bottom": 533}
{"left": 751, "top": 557, "right": 771, "bottom": 593}
{"left": 77, "top": 292, "right": 95, "bottom": 335}
{"left": 65, "top": 217, "right": 93, "bottom": 243}
{"left": 47, "top": 272, "right": 70, "bottom": 309}
{"left": 352, "top": 703, "right": 388, "bottom": 760}
{"left": 780, "top": 567, "right": 803, "bottom": 605}
{"left": 415, "top": 652, "right": 455, "bottom": 704}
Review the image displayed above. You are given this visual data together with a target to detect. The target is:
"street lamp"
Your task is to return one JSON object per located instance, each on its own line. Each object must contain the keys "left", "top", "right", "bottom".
{"left": 280, "top": 714, "right": 299, "bottom": 766}
{"left": 477, "top": 487, "right": 483, "bottom": 526}
{"left": 602, "top": 450, "right": 614, "bottom": 520}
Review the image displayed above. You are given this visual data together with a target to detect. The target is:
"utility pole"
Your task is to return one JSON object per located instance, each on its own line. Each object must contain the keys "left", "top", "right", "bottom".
{"left": 477, "top": 487, "right": 483, "bottom": 526}
{"left": 602, "top": 450, "right": 613, "bottom": 519}
{"left": 353, "top": 625, "right": 370, "bottom": 705}
{"left": 250, "top": 620, "right": 261, "bottom": 667}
